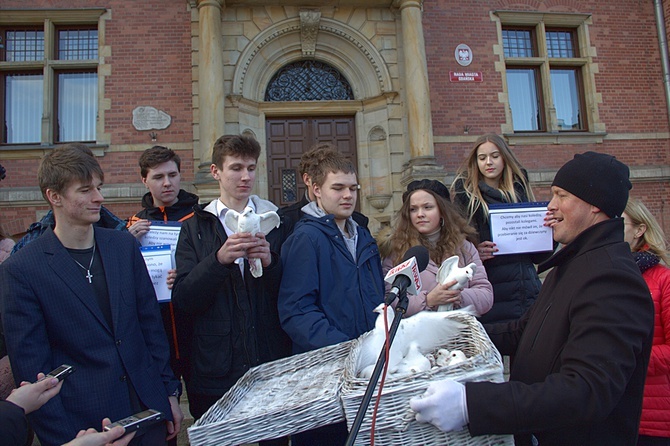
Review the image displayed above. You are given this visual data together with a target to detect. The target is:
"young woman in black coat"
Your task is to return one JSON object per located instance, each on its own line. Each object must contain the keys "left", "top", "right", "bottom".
{"left": 452, "top": 133, "right": 552, "bottom": 323}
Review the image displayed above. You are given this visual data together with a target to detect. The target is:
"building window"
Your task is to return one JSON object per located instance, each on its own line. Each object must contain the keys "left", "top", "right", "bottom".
{"left": 1, "top": 23, "right": 99, "bottom": 145}
{"left": 496, "top": 12, "right": 598, "bottom": 136}
{"left": 265, "top": 60, "right": 354, "bottom": 102}
{"left": 57, "top": 71, "right": 98, "bottom": 142}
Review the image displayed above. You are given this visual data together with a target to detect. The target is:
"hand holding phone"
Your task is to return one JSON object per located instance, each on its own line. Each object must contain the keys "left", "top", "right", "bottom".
{"left": 103, "top": 409, "right": 164, "bottom": 433}
{"left": 46, "top": 364, "right": 75, "bottom": 382}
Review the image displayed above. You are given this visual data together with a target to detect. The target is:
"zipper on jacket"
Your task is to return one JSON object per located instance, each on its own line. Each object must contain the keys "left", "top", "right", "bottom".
{"left": 233, "top": 280, "right": 253, "bottom": 368}
{"left": 530, "top": 303, "right": 552, "bottom": 351}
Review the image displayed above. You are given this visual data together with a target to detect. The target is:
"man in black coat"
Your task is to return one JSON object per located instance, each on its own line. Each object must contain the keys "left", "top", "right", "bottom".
{"left": 171, "top": 136, "right": 290, "bottom": 446}
{"left": 411, "top": 152, "right": 654, "bottom": 445}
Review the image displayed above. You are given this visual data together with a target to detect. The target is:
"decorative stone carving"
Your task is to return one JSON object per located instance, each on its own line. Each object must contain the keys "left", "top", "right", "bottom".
{"left": 367, "top": 194, "right": 393, "bottom": 212}
{"left": 300, "top": 10, "right": 321, "bottom": 57}
{"left": 132, "top": 106, "right": 171, "bottom": 131}
{"left": 369, "top": 126, "right": 387, "bottom": 141}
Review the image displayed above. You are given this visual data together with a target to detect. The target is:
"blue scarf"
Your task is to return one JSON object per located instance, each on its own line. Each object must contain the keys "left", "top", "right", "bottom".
{"left": 633, "top": 250, "right": 659, "bottom": 274}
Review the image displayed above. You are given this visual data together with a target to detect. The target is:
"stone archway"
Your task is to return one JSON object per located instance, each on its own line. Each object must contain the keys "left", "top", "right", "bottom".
{"left": 229, "top": 14, "right": 400, "bottom": 229}
{"left": 232, "top": 16, "right": 393, "bottom": 101}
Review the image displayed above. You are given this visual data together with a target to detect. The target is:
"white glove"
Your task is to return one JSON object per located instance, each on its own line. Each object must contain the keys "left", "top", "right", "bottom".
{"left": 409, "top": 378, "right": 469, "bottom": 432}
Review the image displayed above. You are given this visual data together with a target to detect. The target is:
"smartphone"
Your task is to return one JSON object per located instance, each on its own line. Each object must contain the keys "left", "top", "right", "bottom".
{"left": 46, "top": 364, "right": 75, "bottom": 382}
{"left": 104, "top": 409, "right": 165, "bottom": 433}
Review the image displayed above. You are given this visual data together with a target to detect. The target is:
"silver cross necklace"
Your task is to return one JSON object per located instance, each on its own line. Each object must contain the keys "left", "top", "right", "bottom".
{"left": 72, "top": 243, "right": 96, "bottom": 283}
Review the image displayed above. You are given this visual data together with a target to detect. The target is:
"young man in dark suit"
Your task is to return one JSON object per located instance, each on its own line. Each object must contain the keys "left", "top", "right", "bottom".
{"left": 0, "top": 145, "right": 183, "bottom": 446}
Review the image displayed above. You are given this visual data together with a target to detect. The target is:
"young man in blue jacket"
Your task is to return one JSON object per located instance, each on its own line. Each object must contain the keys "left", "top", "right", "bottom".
{"left": 278, "top": 152, "right": 385, "bottom": 445}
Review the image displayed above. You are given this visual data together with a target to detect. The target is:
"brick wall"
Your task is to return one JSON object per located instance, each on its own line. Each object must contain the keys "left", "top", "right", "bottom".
{"left": 424, "top": 0, "right": 670, "bottom": 233}
{"left": 0, "top": 0, "right": 194, "bottom": 236}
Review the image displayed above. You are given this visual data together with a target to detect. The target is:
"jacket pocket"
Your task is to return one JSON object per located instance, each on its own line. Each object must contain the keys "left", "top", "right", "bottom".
{"left": 193, "top": 319, "right": 232, "bottom": 378}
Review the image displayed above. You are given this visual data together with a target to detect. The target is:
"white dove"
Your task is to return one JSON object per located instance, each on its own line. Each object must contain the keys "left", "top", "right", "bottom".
{"left": 392, "top": 341, "right": 431, "bottom": 377}
{"left": 356, "top": 304, "right": 465, "bottom": 377}
{"left": 445, "top": 349, "right": 467, "bottom": 366}
{"left": 223, "top": 206, "right": 280, "bottom": 278}
{"left": 435, "top": 348, "right": 452, "bottom": 367}
{"left": 436, "top": 255, "right": 476, "bottom": 312}
{"left": 357, "top": 304, "right": 406, "bottom": 377}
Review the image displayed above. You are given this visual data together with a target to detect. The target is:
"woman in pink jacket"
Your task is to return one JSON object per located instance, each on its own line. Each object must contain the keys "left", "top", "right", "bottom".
{"left": 378, "top": 179, "right": 493, "bottom": 317}
{"left": 623, "top": 197, "right": 670, "bottom": 446}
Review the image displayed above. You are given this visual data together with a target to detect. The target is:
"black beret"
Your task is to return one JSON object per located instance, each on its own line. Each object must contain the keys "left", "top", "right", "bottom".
{"left": 403, "top": 179, "right": 450, "bottom": 203}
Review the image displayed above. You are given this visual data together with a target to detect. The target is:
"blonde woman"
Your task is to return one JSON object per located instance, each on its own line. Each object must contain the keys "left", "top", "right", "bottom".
{"left": 452, "top": 134, "right": 552, "bottom": 323}
{"left": 623, "top": 198, "right": 670, "bottom": 446}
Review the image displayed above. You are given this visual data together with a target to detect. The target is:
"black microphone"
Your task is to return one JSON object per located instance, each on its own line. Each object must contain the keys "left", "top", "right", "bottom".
{"left": 384, "top": 245, "right": 430, "bottom": 305}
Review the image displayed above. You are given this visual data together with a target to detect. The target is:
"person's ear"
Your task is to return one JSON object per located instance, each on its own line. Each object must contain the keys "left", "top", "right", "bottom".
{"left": 635, "top": 223, "right": 647, "bottom": 239}
{"left": 302, "top": 173, "right": 311, "bottom": 188}
{"left": 45, "top": 189, "right": 61, "bottom": 207}
{"left": 210, "top": 164, "right": 219, "bottom": 180}
{"left": 313, "top": 183, "right": 322, "bottom": 199}
{"left": 141, "top": 176, "right": 148, "bottom": 188}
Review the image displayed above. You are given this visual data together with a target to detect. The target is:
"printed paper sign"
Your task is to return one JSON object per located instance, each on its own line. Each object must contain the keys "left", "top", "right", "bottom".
{"left": 139, "top": 221, "right": 182, "bottom": 265}
{"left": 488, "top": 202, "right": 553, "bottom": 255}
{"left": 140, "top": 244, "right": 173, "bottom": 302}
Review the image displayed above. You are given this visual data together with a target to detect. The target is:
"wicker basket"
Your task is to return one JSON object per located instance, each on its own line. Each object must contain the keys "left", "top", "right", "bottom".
{"left": 187, "top": 340, "right": 353, "bottom": 446}
{"left": 340, "top": 311, "right": 514, "bottom": 445}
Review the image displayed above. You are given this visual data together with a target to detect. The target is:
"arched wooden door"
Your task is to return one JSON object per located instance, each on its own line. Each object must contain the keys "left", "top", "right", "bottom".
{"left": 266, "top": 116, "right": 357, "bottom": 207}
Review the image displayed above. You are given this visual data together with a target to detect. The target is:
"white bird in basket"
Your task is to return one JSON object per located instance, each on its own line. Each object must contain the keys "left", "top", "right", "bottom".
{"left": 436, "top": 255, "right": 476, "bottom": 312}
{"left": 445, "top": 349, "right": 467, "bottom": 366}
{"left": 435, "top": 348, "right": 468, "bottom": 367}
{"left": 435, "top": 348, "right": 452, "bottom": 367}
{"left": 223, "top": 206, "right": 280, "bottom": 278}
{"left": 393, "top": 342, "right": 431, "bottom": 376}
{"left": 356, "top": 304, "right": 466, "bottom": 378}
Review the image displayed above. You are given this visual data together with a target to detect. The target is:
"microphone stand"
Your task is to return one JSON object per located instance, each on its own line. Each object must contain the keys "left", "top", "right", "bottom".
{"left": 344, "top": 291, "right": 409, "bottom": 446}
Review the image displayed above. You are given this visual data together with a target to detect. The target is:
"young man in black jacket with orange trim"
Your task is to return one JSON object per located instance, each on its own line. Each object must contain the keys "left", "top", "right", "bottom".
{"left": 127, "top": 146, "right": 198, "bottom": 436}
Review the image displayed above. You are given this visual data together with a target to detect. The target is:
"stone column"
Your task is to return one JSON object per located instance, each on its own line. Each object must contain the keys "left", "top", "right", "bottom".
{"left": 400, "top": 0, "right": 433, "bottom": 158}
{"left": 196, "top": 0, "right": 225, "bottom": 182}
{"left": 398, "top": 0, "right": 444, "bottom": 184}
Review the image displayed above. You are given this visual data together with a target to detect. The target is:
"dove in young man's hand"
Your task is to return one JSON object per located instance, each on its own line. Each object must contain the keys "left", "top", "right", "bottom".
{"left": 223, "top": 206, "right": 280, "bottom": 277}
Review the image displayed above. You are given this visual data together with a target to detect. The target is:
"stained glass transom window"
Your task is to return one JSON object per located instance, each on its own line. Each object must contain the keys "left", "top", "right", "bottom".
{"left": 265, "top": 60, "right": 354, "bottom": 102}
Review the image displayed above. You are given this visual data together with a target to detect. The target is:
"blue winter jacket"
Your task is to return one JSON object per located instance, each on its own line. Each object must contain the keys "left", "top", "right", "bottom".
{"left": 278, "top": 213, "right": 385, "bottom": 354}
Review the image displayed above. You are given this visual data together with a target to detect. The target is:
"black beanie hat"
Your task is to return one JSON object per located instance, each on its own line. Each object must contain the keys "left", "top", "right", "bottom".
{"left": 403, "top": 179, "right": 451, "bottom": 203}
{"left": 552, "top": 151, "right": 631, "bottom": 218}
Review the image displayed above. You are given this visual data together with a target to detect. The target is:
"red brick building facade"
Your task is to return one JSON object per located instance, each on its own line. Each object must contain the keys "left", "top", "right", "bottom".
{"left": 1, "top": 0, "right": 668, "bottom": 236}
